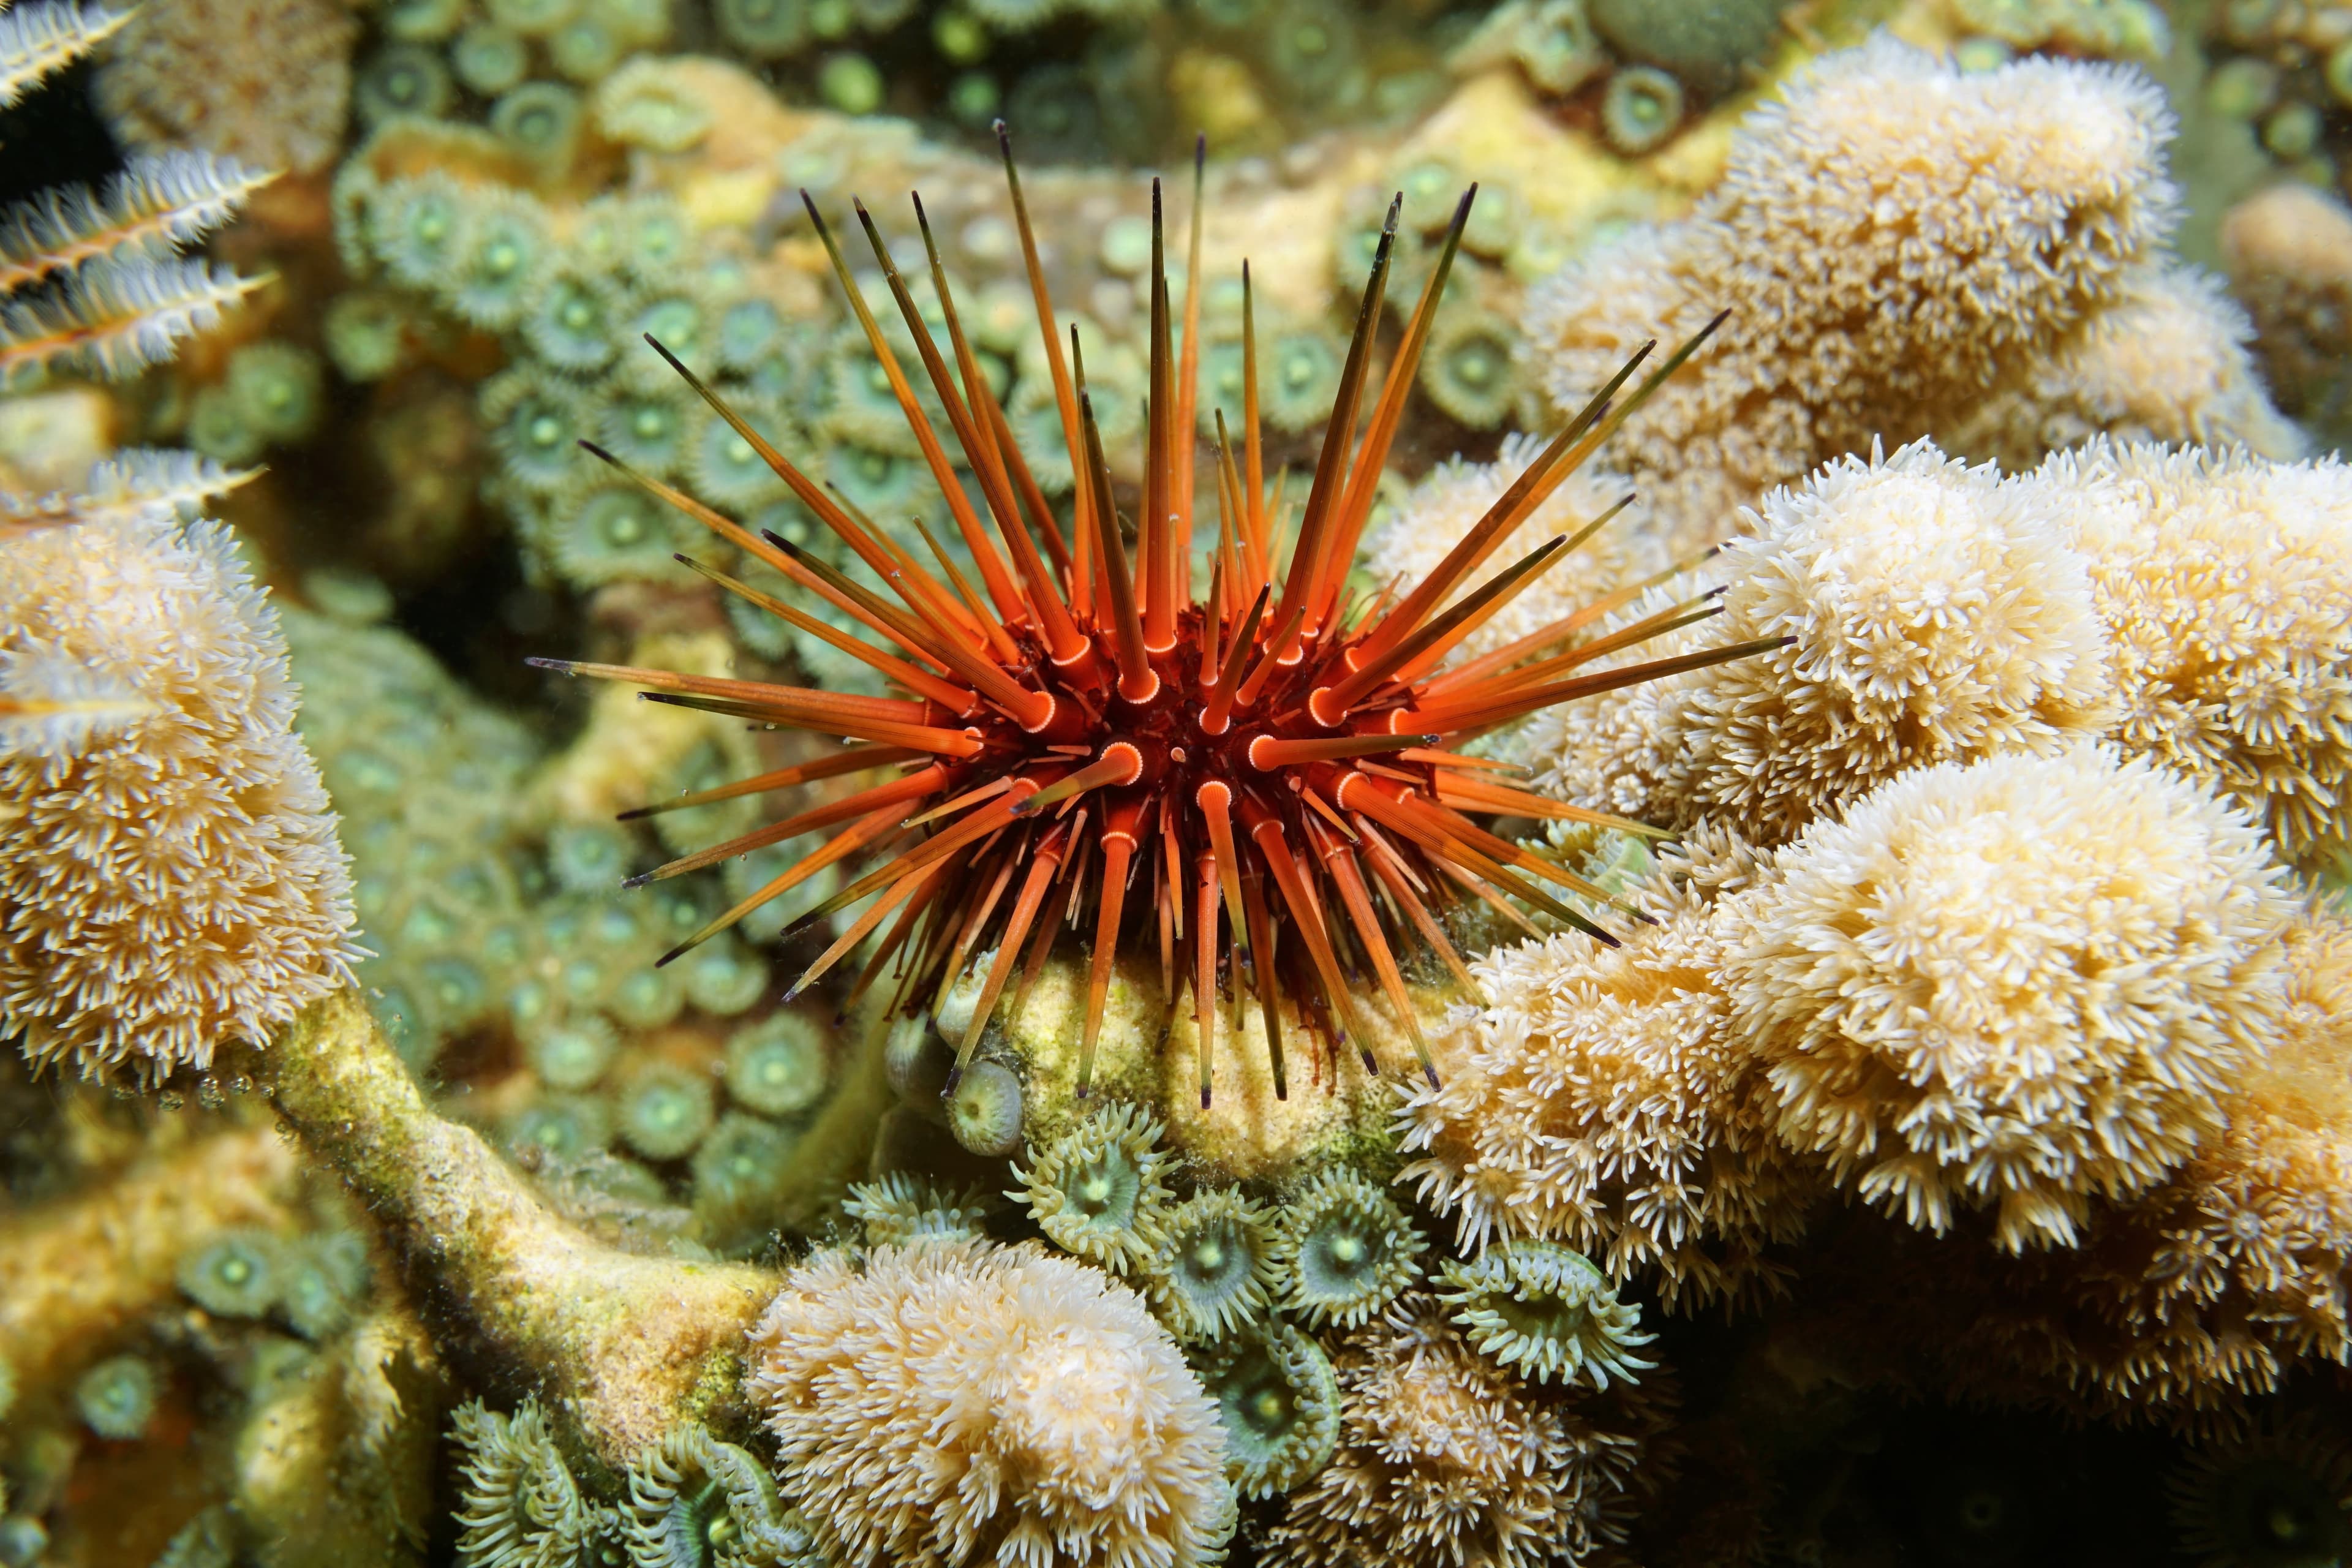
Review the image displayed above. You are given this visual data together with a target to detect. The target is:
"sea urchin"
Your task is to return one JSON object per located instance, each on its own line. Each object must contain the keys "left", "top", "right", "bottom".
{"left": 533, "top": 126, "right": 1768, "bottom": 1109}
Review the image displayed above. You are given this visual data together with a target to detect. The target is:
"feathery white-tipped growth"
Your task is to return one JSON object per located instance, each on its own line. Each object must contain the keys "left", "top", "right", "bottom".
{"left": 1939, "top": 263, "right": 2307, "bottom": 468}
{"left": 0, "top": 489, "right": 360, "bottom": 1086}
{"left": 0, "top": 646, "right": 153, "bottom": 757}
{"left": 1401, "top": 827, "right": 1812, "bottom": 1311}
{"left": 0, "top": 151, "right": 277, "bottom": 292}
{"left": 749, "top": 1240, "right": 1235, "bottom": 1568}
{"left": 0, "top": 0, "right": 130, "bottom": 108}
{"left": 78, "top": 447, "right": 262, "bottom": 521}
{"left": 0, "top": 252, "right": 266, "bottom": 389}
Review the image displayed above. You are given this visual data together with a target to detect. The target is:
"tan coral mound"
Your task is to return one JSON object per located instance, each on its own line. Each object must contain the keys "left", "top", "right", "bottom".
{"left": 96, "top": 0, "right": 357, "bottom": 173}
{"left": 746, "top": 1240, "right": 1235, "bottom": 1568}
{"left": 1939, "top": 264, "right": 2304, "bottom": 470}
{"left": 1257, "top": 1300, "right": 1659, "bottom": 1568}
{"left": 1724, "top": 745, "right": 2291, "bottom": 1254}
{"left": 1526, "top": 439, "right": 2114, "bottom": 841}
{"left": 1400, "top": 829, "right": 1815, "bottom": 1311}
{"left": 2220, "top": 183, "right": 2352, "bottom": 421}
{"left": 1522, "top": 37, "right": 2254, "bottom": 548}
{"left": 2034, "top": 440, "right": 2352, "bottom": 873}
{"left": 1358, "top": 437, "right": 1665, "bottom": 666}
{"left": 1, "top": 504, "right": 360, "bottom": 1085}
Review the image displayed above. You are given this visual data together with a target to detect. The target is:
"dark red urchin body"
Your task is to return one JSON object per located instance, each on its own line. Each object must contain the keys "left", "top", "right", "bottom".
{"left": 532, "top": 127, "right": 1776, "bottom": 1110}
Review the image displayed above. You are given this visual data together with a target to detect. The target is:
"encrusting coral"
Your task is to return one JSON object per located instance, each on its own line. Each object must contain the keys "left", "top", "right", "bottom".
{"left": 1522, "top": 36, "right": 2286, "bottom": 550}
{"left": 231, "top": 1310, "right": 445, "bottom": 1568}
{"left": 1, "top": 475, "right": 361, "bottom": 1087}
{"left": 266, "top": 989, "right": 783, "bottom": 1467}
{"left": 74, "top": 1351, "right": 160, "bottom": 1439}
{"left": 1725, "top": 744, "right": 2291, "bottom": 1254}
{"left": 0, "top": 1121, "right": 301, "bottom": 1407}
{"left": 179, "top": 1227, "right": 288, "bottom": 1318}
{"left": 746, "top": 1238, "right": 1235, "bottom": 1568}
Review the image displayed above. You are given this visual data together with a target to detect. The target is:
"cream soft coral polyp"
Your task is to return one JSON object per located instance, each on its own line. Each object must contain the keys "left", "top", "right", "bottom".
{"left": 1723, "top": 744, "right": 2291, "bottom": 1253}
{"left": 1359, "top": 437, "right": 1664, "bottom": 668}
{"left": 1526, "top": 38, "right": 2180, "bottom": 541}
{"left": 0, "top": 505, "right": 360, "bottom": 1085}
{"left": 746, "top": 1239, "right": 1233, "bottom": 1568}
{"left": 2132, "top": 909, "right": 2352, "bottom": 1367}
{"left": 1525, "top": 439, "right": 2114, "bottom": 843}
{"left": 2037, "top": 440, "right": 2352, "bottom": 874}
{"left": 1258, "top": 1302, "right": 1655, "bottom": 1568}
{"left": 1399, "top": 827, "right": 1813, "bottom": 1312}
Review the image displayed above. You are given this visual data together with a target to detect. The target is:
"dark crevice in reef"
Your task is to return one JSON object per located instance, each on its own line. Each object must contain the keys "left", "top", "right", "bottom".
{"left": 0, "top": 58, "right": 120, "bottom": 206}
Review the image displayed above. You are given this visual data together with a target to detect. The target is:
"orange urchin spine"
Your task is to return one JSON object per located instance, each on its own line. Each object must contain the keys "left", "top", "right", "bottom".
{"left": 532, "top": 126, "right": 1776, "bottom": 1110}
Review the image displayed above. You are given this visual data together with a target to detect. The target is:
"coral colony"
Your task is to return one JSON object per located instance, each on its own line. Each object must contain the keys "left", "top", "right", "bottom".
{"left": 531, "top": 134, "right": 1774, "bottom": 1106}
{"left": 15, "top": 4, "right": 2352, "bottom": 1566}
